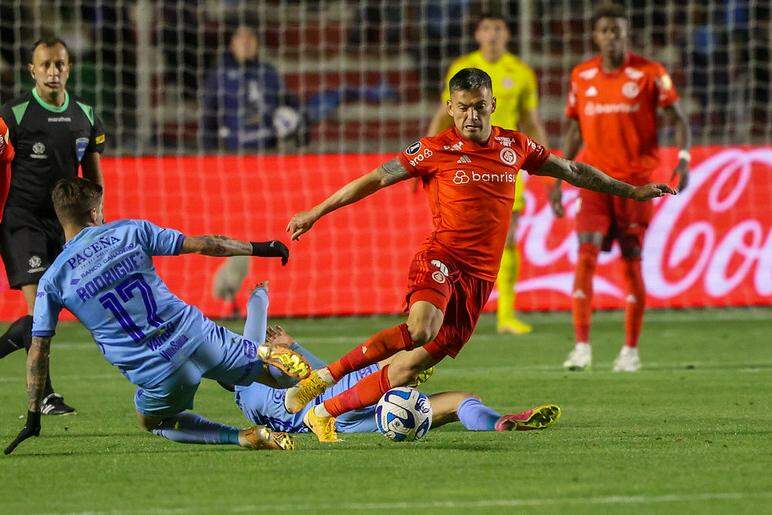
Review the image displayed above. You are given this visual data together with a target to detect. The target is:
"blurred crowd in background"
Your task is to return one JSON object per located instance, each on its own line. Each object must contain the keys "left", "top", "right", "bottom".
{"left": 0, "top": 0, "right": 768, "bottom": 154}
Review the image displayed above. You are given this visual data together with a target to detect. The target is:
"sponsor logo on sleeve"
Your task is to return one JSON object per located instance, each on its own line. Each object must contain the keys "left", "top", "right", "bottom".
{"left": 658, "top": 74, "right": 673, "bottom": 91}
{"left": 28, "top": 255, "right": 46, "bottom": 273}
{"left": 578, "top": 67, "right": 598, "bottom": 80}
{"left": 405, "top": 141, "right": 421, "bottom": 155}
{"left": 75, "top": 137, "right": 89, "bottom": 162}
{"left": 430, "top": 259, "right": 449, "bottom": 284}
{"left": 409, "top": 148, "right": 433, "bottom": 167}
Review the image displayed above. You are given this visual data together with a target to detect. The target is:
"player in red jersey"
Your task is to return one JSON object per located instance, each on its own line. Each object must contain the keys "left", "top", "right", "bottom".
{"left": 285, "top": 68, "right": 676, "bottom": 442}
{"left": 550, "top": 4, "right": 691, "bottom": 373}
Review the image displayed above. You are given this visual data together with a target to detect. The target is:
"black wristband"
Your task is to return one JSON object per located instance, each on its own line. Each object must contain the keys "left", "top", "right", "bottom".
{"left": 250, "top": 241, "right": 272, "bottom": 256}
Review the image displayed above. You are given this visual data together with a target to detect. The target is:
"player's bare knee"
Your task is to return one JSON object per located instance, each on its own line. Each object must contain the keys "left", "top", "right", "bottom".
{"left": 407, "top": 322, "right": 436, "bottom": 345}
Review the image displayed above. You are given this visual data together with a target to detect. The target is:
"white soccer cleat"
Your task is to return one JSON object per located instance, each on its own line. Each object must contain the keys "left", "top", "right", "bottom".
{"left": 563, "top": 343, "right": 592, "bottom": 371}
{"left": 612, "top": 346, "right": 641, "bottom": 372}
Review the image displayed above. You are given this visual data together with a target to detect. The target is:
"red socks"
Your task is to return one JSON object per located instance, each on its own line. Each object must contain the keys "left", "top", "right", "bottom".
{"left": 622, "top": 258, "right": 646, "bottom": 347}
{"left": 327, "top": 324, "right": 412, "bottom": 382}
{"left": 572, "top": 243, "right": 598, "bottom": 343}
{"left": 324, "top": 365, "right": 392, "bottom": 417}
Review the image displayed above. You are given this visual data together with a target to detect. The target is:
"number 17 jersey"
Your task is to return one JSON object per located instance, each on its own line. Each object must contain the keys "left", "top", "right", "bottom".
{"left": 32, "top": 219, "right": 212, "bottom": 388}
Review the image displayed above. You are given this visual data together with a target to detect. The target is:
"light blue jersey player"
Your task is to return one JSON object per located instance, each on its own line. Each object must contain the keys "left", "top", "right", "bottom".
{"left": 228, "top": 287, "right": 563, "bottom": 437}
{"left": 4, "top": 178, "right": 311, "bottom": 456}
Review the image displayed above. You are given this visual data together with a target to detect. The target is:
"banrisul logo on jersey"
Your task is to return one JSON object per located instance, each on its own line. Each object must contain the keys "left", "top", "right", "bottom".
{"left": 75, "top": 137, "right": 89, "bottom": 161}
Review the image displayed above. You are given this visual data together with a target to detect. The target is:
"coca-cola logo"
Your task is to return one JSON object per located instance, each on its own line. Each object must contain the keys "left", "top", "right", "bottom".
{"left": 495, "top": 148, "right": 772, "bottom": 304}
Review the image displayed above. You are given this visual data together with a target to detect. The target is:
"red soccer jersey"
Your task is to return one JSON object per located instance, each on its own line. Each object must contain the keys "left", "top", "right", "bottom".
{"left": 565, "top": 52, "right": 678, "bottom": 183}
{"left": 0, "top": 116, "right": 14, "bottom": 222}
{"left": 397, "top": 126, "right": 550, "bottom": 281}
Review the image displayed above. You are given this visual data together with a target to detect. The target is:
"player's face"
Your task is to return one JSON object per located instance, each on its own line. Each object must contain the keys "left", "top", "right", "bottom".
{"left": 230, "top": 27, "right": 259, "bottom": 63}
{"left": 29, "top": 44, "right": 70, "bottom": 96}
{"left": 447, "top": 87, "right": 496, "bottom": 143}
{"left": 475, "top": 19, "right": 509, "bottom": 55}
{"left": 592, "top": 17, "right": 628, "bottom": 59}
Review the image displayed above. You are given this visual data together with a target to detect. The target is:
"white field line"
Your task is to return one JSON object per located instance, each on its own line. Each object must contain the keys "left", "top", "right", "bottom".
{"left": 47, "top": 491, "right": 772, "bottom": 515}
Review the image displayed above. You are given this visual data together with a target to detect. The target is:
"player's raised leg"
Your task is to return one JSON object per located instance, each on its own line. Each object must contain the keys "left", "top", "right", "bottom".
{"left": 564, "top": 232, "right": 602, "bottom": 371}
{"left": 284, "top": 299, "right": 443, "bottom": 416}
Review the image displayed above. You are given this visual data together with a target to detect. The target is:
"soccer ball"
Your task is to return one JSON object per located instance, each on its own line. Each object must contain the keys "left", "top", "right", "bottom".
{"left": 375, "top": 387, "right": 432, "bottom": 442}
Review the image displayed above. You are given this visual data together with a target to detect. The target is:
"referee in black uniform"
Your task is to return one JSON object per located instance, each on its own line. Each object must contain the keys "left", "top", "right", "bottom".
{"left": 0, "top": 37, "right": 105, "bottom": 415}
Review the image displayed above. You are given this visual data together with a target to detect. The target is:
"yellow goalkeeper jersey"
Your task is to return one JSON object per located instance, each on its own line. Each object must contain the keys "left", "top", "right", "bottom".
{"left": 441, "top": 50, "right": 539, "bottom": 130}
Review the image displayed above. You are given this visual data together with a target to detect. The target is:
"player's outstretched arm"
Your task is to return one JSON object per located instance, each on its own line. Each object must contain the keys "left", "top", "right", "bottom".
{"left": 4, "top": 336, "right": 50, "bottom": 455}
{"left": 534, "top": 154, "right": 677, "bottom": 202}
{"left": 286, "top": 158, "right": 411, "bottom": 240}
{"left": 181, "top": 236, "right": 289, "bottom": 265}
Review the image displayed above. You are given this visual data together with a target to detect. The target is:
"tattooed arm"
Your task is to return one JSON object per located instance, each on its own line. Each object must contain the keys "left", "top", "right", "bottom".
{"left": 534, "top": 154, "right": 677, "bottom": 201}
{"left": 287, "top": 157, "right": 411, "bottom": 240}
{"left": 27, "top": 336, "right": 51, "bottom": 412}
{"left": 180, "top": 235, "right": 289, "bottom": 264}
{"left": 180, "top": 235, "right": 252, "bottom": 256}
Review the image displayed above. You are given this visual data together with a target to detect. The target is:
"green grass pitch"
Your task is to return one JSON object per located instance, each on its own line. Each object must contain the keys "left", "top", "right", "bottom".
{"left": 1, "top": 309, "right": 770, "bottom": 514}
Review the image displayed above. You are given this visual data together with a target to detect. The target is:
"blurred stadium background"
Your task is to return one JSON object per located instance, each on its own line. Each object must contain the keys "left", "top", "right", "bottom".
{"left": 0, "top": 0, "right": 769, "bottom": 318}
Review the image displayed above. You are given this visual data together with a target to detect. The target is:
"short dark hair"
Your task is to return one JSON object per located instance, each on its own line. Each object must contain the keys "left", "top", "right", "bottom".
{"left": 591, "top": 3, "right": 628, "bottom": 28}
{"left": 475, "top": 11, "right": 509, "bottom": 30}
{"left": 30, "top": 36, "right": 71, "bottom": 63}
{"left": 52, "top": 178, "right": 103, "bottom": 225}
{"left": 449, "top": 68, "right": 493, "bottom": 94}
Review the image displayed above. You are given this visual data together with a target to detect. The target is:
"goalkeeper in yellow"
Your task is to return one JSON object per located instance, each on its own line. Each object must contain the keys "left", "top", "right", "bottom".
{"left": 428, "top": 12, "right": 548, "bottom": 335}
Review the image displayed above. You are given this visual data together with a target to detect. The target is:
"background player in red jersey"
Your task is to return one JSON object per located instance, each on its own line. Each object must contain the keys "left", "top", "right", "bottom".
{"left": 285, "top": 68, "right": 675, "bottom": 442}
{"left": 551, "top": 4, "right": 691, "bottom": 372}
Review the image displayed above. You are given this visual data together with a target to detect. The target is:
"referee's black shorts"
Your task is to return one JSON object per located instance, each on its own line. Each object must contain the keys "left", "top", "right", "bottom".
{"left": 0, "top": 207, "right": 65, "bottom": 289}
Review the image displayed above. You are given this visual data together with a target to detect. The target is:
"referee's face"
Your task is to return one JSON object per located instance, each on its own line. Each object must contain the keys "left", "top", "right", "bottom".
{"left": 29, "top": 44, "right": 70, "bottom": 98}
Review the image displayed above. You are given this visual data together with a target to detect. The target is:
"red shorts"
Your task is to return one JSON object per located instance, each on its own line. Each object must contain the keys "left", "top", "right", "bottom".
{"left": 405, "top": 248, "right": 494, "bottom": 359}
{"left": 576, "top": 189, "right": 653, "bottom": 252}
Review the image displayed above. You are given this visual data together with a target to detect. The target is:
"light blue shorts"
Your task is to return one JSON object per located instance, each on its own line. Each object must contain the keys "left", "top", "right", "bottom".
{"left": 135, "top": 325, "right": 270, "bottom": 417}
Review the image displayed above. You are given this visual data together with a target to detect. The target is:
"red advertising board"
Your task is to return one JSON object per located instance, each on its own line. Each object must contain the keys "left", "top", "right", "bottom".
{"left": 0, "top": 146, "right": 769, "bottom": 320}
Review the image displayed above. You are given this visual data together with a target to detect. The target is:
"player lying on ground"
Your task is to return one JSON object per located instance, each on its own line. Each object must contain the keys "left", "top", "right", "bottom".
{"left": 5, "top": 177, "right": 308, "bottom": 455}
{"left": 220, "top": 286, "right": 561, "bottom": 434}
{"left": 285, "top": 67, "right": 676, "bottom": 442}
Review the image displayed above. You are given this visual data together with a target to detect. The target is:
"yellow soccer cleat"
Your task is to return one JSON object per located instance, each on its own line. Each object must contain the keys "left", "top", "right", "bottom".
{"left": 284, "top": 370, "right": 331, "bottom": 413}
{"left": 303, "top": 408, "right": 339, "bottom": 443}
{"left": 497, "top": 317, "right": 533, "bottom": 335}
{"left": 495, "top": 404, "right": 561, "bottom": 432}
{"left": 239, "top": 426, "right": 295, "bottom": 450}
{"left": 407, "top": 366, "right": 435, "bottom": 387}
{"left": 257, "top": 343, "right": 311, "bottom": 381}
